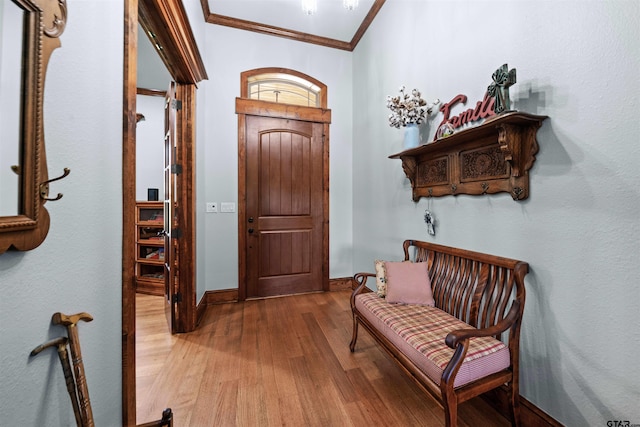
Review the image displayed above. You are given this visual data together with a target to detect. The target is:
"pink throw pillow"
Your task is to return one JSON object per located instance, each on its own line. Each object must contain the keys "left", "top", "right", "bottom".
{"left": 384, "top": 261, "right": 434, "bottom": 306}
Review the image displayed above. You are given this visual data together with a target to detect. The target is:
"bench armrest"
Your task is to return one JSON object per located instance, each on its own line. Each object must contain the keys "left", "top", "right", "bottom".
{"left": 445, "top": 300, "right": 521, "bottom": 349}
{"left": 350, "top": 273, "right": 375, "bottom": 310}
{"left": 441, "top": 301, "right": 522, "bottom": 387}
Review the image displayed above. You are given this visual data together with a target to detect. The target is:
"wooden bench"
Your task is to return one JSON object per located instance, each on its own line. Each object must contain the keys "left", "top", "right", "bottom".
{"left": 349, "top": 240, "right": 527, "bottom": 427}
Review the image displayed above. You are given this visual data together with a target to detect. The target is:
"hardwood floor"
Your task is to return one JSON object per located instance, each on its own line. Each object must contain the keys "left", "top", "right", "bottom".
{"left": 136, "top": 291, "right": 510, "bottom": 426}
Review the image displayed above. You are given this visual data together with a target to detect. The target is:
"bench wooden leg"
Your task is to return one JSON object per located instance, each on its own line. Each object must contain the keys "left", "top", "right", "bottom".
{"left": 508, "top": 379, "right": 521, "bottom": 427}
{"left": 443, "top": 397, "right": 458, "bottom": 427}
{"left": 349, "top": 315, "right": 359, "bottom": 352}
{"left": 440, "top": 382, "right": 458, "bottom": 427}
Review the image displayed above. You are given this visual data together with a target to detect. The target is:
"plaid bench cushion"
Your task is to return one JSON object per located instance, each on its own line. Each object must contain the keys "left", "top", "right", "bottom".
{"left": 355, "top": 292, "right": 510, "bottom": 388}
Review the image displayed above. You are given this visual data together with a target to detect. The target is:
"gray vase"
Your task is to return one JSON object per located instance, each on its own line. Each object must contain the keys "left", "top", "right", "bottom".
{"left": 403, "top": 123, "right": 420, "bottom": 150}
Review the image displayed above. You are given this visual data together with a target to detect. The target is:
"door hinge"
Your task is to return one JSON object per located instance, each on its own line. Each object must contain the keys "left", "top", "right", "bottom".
{"left": 171, "top": 164, "right": 182, "bottom": 174}
{"left": 172, "top": 228, "right": 182, "bottom": 238}
{"left": 171, "top": 99, "right": 182, "bottom": 111}
{"left": 173, "top": 293, "right": 182, "bottom": 303}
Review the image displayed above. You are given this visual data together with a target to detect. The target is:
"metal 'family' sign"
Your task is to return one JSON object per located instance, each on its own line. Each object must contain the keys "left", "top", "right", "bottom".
{"left": 434, "top": 63, "right": 517, "bottom": 141}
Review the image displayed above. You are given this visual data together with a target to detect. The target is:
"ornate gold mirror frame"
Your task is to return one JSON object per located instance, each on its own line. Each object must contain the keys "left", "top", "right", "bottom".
{"left": 0, "top": 0, "right": 67, "bottom": 254}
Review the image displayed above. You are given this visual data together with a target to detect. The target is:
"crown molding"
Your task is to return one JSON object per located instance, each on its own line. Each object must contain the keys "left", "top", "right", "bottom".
{"left": 200, "top": 0, "right": 386, "bottom": 52}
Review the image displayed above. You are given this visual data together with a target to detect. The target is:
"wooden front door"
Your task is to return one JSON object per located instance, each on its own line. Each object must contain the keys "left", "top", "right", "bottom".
{"left": 245, "top": 116, "right": 325, "bottom": 298}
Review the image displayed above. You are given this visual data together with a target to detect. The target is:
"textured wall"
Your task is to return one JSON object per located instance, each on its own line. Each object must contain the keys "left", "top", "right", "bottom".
{"left": 0, "top": 1, "right": 123, "bottom": 425}
{"left": 197, "top": 25, "right": 354, "bottom": 298}
{"left": 352, "top": 1, "right": 640, "bottom": 424}
{"left": 136, "top": 95, "right": 165, "bottom": 201}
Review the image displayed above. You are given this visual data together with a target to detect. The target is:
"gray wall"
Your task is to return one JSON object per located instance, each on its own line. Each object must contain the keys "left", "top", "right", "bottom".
{"left": 196, "top": 24, "right": 354, "bottom": 302}
{"left": 136, "top": 95, "right": 165, "bottom": 201}
{"left": 352, "top": 1, "right": 640, "bottom": 425}
{"left": 0, "top": 1, "right": 123, "bottom": 425}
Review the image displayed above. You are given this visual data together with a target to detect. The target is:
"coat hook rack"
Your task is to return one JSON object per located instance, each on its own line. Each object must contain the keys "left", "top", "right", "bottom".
{"left": 40, "top": 168, "right": 71, "bottom": 201}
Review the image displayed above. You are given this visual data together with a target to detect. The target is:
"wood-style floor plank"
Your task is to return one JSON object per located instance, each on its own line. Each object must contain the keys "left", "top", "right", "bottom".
{"left": 136, "top": 291, "right": 510, "bottom": 426}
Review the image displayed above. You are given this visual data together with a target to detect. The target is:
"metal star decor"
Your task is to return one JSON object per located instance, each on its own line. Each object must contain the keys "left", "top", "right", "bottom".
{"left": 487, "top": 64, "right": 516, "bottom": 114}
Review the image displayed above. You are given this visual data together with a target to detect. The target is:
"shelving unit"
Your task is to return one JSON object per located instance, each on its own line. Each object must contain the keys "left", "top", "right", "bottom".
{"left": 135, "top": 201, "right": 165, "bottom": 295}
{"left": 389, "top": 111, "right": 548, "bottom": 201}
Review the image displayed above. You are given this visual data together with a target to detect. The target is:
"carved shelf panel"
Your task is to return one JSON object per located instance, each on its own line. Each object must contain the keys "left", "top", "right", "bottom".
{"left": 389, "top": 111, "right": 548, "bottom": 201}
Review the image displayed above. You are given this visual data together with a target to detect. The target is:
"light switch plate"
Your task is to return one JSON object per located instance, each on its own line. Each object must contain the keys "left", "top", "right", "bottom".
{"left": 206, "top": 202, "right": 217, "bottom": 213}
{"left": 220, "top": 202, "right": 235, "bottom": 213}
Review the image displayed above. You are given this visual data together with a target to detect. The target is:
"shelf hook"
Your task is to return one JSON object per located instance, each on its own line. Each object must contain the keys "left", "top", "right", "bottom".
{"left": 40, "top": 168, "right": 71, "bottom": 201}
{"left": 512, "top": 187, "right": 524, "bottom": 200}
{"left": 481, "top": 182, "right": 489, "bottom": 194}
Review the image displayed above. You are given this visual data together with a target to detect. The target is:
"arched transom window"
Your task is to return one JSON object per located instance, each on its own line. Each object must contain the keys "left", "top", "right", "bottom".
{"left": 241, "top": 68, "right": 327, "bottom": 109}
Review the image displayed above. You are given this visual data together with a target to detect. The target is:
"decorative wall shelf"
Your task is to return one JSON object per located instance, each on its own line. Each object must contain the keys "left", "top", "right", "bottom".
{"left": 389, "top": 111, "right": 548, "bottom": 201}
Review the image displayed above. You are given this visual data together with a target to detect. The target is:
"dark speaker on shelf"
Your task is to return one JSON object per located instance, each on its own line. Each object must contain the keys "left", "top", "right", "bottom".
{"left": 147, "top": 188, "right": 159, "bottom": 201}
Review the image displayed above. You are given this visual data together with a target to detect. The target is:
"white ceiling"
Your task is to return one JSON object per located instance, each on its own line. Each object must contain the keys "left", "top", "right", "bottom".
{"left": 138, "top": 0, "right": 377, "bottom": 90}
{"left": 208, "top": 0, "right": 376, "bottom": 42}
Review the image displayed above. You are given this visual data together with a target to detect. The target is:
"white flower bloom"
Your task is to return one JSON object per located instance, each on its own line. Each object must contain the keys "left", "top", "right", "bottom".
{"left": 386, "top": 87, "right": 439, "bottom": 128}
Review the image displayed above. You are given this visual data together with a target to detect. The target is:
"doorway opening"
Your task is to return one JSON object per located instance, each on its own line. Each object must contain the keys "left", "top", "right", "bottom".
{"left": 236, "top": 68, "right": 331, "bottom": 301}
{"left": 123, "top": 0, "right": 207, "bottom": 424}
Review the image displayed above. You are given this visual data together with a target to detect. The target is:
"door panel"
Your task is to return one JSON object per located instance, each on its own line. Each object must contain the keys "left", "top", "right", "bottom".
{"left": 259, "top": 230, "right": 311, "bottom": 276}
{"left": 246, "top": 116, "right": 323, "bottom": 298}
{"left": 163, "top": 81, "right": 178, "bottom": 332}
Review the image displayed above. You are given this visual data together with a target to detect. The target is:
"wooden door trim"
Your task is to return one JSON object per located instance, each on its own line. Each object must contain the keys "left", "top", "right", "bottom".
{"left": 235, "top": 98, "right": 331, "bottom": 123}
{"left": 123, "top": 0, "right": 206, "bottom": 424}
{"left": 123, "top": 1, "right": 137, "bottom": 424}
{"left": 174, "top": 84, "right": 197, "bottom": 332}
{"left": 236, "top": 99, "right": 331, "bottom": 301}
{"left": 139, "top": 0, "right": 208, "bottom": 83}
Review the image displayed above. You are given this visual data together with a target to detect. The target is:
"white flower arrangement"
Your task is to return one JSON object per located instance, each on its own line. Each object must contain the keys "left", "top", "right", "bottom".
{"left": 386, "top": 86, "right": 439, "bottom": 128}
